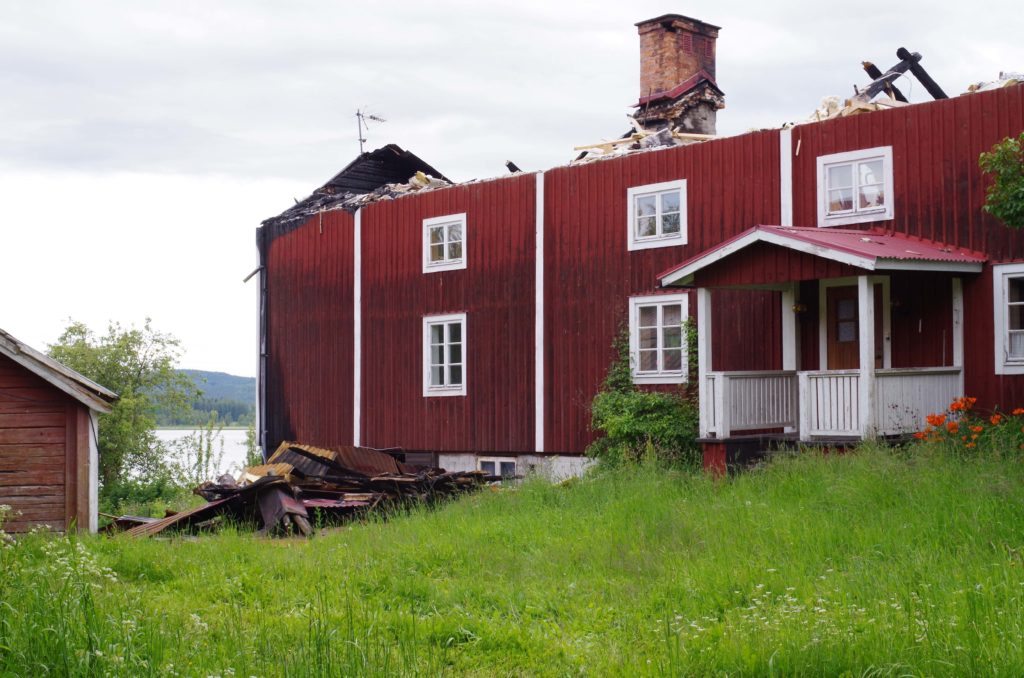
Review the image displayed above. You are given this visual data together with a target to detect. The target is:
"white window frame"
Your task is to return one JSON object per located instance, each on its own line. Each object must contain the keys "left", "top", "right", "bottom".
{"left": 994, "top": 263, "right": 1024, "bottom": 375}
{"left": 629, "top": 293, "right": 689, "bottom": 384}
{"left": 626, "top": 179, "right": 687, "bottom": 251}
{"left": 478, "top": 457, "right": 517, "bottom": 478}
{"left": 422, "top": 313, "right": 467, "bottom": 396}
{"left": 422, "top": 213, "right": 467, "bottom": 273}
{"left": 816, "top": 146, "right": 894, "bottom": 227}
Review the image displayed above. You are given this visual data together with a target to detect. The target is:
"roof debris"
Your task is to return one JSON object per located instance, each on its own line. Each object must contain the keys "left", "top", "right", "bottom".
{"left": 572, "top": 115, "right": 716, "bottom": 164}
{"left": 966, "top": 71, "right": 1023, "bottom": 93}
{"left": 111, "top": 441, "right": 501, "bottom": 538}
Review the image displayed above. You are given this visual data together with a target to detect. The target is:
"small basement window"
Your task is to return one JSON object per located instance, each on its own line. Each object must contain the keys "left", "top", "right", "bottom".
{"left": 627, "top": 179, "right": 687, "bottom": 251}
{"left": 479, "top": 457, "right": 517, "bottom": 478}
{"left": 994, "top": 263, "right": 1024, "bottom": 375}
{"left": 816, "top": 146, "right": 894, "bottom": 227}
{"left": 422, "top": 213, "right": 467, "bottom": 273}
{"left": 422, "top": 313, "right": 467, "bottom": 396}
{"left": 629, "top": 293, "right": 688, "bottom": 384}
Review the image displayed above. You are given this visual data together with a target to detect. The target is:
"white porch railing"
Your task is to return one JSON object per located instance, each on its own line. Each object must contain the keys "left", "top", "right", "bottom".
{"left": 704, "top": 367, "right": 962, "bottom": 440}
{"left": 705, "top": 371, "right": 799, "bottom": 437}
{"left": 797, "top": 370, "right": 860, "bottom": 437}
{"left": 875, "top": 367, "right": 962, "bottom": 435}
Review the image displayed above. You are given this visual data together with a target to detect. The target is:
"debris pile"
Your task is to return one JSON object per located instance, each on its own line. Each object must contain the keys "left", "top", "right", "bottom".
{"left": 113, "top": 442, "right": 494, "bottom": 538}
{"left": 573, "top": 116, "right": 715, "bottom": 163}
{"left": 966, "top": 71, "right": 1024, "bottom": 93}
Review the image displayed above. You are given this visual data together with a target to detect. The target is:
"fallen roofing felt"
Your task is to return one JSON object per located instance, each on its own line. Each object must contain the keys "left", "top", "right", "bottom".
{"left": 113, "top": 441, "right": 499, "bottom": 538}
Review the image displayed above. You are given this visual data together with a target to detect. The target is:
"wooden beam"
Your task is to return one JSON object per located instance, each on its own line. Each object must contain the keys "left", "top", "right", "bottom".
{"left": 857, "top": 52, "right": 920, "bottom": 101}
{"left": 896, "top": 47, "right": 948, "bottom": 99}
{"left": 862, "top": 61, "right": 908, "bottom": 102}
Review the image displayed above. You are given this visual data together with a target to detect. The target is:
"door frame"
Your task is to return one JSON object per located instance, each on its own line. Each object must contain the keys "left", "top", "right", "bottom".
{"left": 818, "top": 276, "right": 891, "bottom": 371}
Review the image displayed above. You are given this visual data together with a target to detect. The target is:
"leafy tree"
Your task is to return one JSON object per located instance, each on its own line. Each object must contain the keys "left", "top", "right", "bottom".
{"left": 980, "top": 132, "right": 1024, "bottom": 230}
{"left": 47, "top": 319, "right": 198, "bottom": 493}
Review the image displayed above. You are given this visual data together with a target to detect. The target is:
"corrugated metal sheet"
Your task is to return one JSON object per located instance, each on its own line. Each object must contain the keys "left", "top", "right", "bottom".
{"left": 359, "top": 173, "right": 537, "bottom": 453}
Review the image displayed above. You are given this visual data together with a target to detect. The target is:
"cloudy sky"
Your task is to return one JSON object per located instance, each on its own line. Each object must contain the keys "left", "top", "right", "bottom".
{"left": 2, "top": 0, "right": 1021, "bottom": 377}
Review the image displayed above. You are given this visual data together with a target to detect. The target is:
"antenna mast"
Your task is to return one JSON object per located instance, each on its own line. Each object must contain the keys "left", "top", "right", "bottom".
{"left": 355, "top": 109, "right": 386, "bottom": 154}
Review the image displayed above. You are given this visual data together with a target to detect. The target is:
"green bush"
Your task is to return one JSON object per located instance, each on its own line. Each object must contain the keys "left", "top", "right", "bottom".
{"left": 587, "top": 324, "right": 701, "bottom": 469}
{"left": 980, "top": 131, "right": 1024, "bottom": 230}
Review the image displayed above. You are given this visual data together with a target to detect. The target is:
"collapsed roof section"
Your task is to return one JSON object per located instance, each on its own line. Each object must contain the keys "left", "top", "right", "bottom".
{"left": 260, "top": 144, "right": 449, "bottom": 239}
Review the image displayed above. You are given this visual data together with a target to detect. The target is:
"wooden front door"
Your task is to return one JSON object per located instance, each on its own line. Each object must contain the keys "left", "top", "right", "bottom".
{"left": 826, "top": 284, "right": 883, "bottom": 370}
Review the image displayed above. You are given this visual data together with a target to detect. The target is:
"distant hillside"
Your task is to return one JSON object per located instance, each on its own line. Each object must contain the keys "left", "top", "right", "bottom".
{"left": 155, "top": 370, "right": 256, "bottom": 427}
{"left": 182, "top": 370, "right": 255, "bottom": 403}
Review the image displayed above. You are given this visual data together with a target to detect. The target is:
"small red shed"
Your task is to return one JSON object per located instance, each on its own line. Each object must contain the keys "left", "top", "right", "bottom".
{"left": 0, "top": 328, "right": 116, "bottom": 533}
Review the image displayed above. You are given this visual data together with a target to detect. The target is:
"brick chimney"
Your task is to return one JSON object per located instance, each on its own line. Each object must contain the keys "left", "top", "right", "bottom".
{"left": 634, "top": 14, "right": 724, "bottom": 135}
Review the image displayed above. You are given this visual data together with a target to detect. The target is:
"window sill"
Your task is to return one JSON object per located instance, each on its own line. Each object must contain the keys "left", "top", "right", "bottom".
{"left": 632, "top": 372, "right": 688, "bottom": 385}
{"left": 423, "top": 387, "right": 467, "bottom": 397}
{"left": 627, "top": 234, "right": 686, "bottom": 252}
{"left": 423, "top": 259, "right": 467, "bottom": 274}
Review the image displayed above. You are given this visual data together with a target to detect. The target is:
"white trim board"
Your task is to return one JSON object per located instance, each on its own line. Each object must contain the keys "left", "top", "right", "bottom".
{"left": 353, "top": 208, "right": 362, "bottom": 446}
{"left": 534, "top": 172, "right": 545, "bottom": 452}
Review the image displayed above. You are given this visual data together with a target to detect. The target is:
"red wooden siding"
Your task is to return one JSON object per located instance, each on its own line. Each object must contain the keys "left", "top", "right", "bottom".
{"left": 265, "top": 210, "right": 355, "bottom": 451}
{"left": 359, "top": 174, "right": 536, "bottom": 453}
{"left": 0, "top": 354, "right": 86, "bottom": 532}
{"left": 543, "top": 130, "right": 782, "bottom": 453}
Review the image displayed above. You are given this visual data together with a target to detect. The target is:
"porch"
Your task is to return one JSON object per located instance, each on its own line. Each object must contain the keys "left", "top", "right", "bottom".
{"left": 659, "top": 225, "right": 986, "bottom": 453}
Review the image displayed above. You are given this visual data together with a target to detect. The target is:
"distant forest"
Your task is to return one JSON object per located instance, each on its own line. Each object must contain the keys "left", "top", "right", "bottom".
{"left": 155, "top": 370, "right": 255, "bottom": 426}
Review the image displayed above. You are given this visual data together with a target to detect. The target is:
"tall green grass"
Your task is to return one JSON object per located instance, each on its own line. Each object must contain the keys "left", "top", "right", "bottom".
{"left": 2, "top": 447, "right": 1024, "bottom": 676}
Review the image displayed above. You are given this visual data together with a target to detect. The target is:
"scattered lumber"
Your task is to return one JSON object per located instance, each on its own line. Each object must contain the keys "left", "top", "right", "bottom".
{"left": 113, "top": 441, "right": 497, "bottom": 538}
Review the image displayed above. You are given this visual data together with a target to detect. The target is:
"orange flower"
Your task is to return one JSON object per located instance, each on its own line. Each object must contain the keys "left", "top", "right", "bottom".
{"left": 991, "top": 414, "right": 1003, "bottom": 425}
{"left": 961, "top": 435, "right": 968, "bottom": 441}
{"left": 926, "top": 414, "right": 947, "bottom": 427}
{"left": 970, "top": 425, "right": 984, "bottom": 433}
{"left": 971, "top": 434, "right": 979, "bottom": 441}
{"left": 946, "top": 421, "right": 959, "bottom": 434}
{"left": 966, "top": 443, "right": 976, "bottom": 449}
{"left": 950, "top": 401, "right": 963, "bottom": 412}
{"left": 914, "top": 431, "right": 927, "bottom": 439}
{"left": 965, "top": 397, "right": 977, "bottom": 409}
{"left": 1013, "top": 407, "right": 1024, "bottom": 416}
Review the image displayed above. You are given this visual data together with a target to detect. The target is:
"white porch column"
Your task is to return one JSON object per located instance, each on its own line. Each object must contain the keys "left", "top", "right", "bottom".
{"left": 697, "top": 287, "right": 712, "bottom": 438}
{"left": 952, "top": 277, "right": 964, "bottom": 395}
{"left": 857, "top": 275, "right": 877, "bottom": 438}
{"left": 781, "top": 283, "right": 798, "bottom": 434}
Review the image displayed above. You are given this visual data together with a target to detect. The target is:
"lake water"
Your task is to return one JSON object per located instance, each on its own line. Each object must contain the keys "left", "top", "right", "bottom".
{"left": 155, "top": 428, "right": 252, "bottom": 478}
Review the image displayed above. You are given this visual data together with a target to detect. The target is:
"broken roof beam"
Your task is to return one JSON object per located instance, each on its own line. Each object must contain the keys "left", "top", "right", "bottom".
{"left": 896, "top": 47, "right": 948, "bottom": 99}
{"left": 862, "top": 61, "right": 908, "bottom": 102}
{"left": 856, "top": 51, "right": 921, "bottom": 101}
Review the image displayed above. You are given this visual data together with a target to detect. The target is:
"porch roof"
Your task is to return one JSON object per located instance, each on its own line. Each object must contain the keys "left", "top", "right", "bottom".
{"left": 659, "top": 225, "right": 987, "bottom": 287}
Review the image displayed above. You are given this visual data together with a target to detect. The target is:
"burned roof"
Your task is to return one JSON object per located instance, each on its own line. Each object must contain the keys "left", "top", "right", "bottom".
{"left": 260, "top": 144, "right": 448, "bottom": 238}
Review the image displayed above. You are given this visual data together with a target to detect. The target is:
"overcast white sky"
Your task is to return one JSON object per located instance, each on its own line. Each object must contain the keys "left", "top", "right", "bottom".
{"left": 1, "top": 0, "right": 1021, "bottom": 377}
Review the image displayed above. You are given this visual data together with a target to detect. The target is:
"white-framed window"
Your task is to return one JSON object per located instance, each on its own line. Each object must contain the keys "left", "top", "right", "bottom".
{"left": 629, "top": 293, "right": 689, "bottom": 384}
{"left": 626, "top": 179, "right": 687, "bottom": 251}
{"left": 816, "top": 146, "right": 894, "bottom": 227}
{"left": 479, "top": 457, "right": 517, "bottom": 478}
{"left": 422, "top": 213, "right": 467, "bottom": 273}
{"left": 994, "top": 263, "right": 1024, "bottom": 375}
{"left": 422, "top": 313, "right": 467, "bottom": 396}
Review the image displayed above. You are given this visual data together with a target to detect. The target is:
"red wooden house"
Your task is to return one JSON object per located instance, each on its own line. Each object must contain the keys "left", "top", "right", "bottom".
{"left": 0, "top": 328, "right": 116, "bottom": 532}
{"left": 257, "top": 15, "right": 1024, "bottom": 475}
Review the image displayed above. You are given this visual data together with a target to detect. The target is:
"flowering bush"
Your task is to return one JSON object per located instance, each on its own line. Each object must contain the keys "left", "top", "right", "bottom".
{"left": 912, "top": 397, "right": 1024, "bottom": 458}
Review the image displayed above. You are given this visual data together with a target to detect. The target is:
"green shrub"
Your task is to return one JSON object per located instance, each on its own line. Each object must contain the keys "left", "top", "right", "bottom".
{"left": 980, "top": 131, "right": 1024, "bottom": 230}
{"left": 586, "top": 324, "right": 701, "bottom": 469}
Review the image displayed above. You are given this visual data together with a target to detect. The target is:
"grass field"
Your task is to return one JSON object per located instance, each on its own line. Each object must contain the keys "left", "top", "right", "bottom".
{"left": 3, "top": 446, "right": 1024, "bottom": 676}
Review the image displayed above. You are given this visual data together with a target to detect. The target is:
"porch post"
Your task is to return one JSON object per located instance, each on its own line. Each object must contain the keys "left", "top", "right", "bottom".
{"left": 857, "top": 275, "right": 877, "bottom": 438}
{"left": 781, "top": 283, "right": 798, "bottom": 434}
{"left": 952, "top": 277, "right": 964, "bottom": 396}
{"left": 697, "top": 287, "right": 712, "bottom": 438}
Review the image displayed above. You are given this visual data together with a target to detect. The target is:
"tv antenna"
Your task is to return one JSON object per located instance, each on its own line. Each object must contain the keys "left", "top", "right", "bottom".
{"left": 356, "top": 109, "right": 386, "bottom": 153}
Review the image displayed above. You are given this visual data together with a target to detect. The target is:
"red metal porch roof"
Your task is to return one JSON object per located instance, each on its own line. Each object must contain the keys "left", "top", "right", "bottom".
{"left": 659, "top": 225, "right": 987, "bottom": 287}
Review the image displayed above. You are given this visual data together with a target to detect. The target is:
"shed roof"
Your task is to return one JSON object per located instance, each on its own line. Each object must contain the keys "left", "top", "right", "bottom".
{"left": 659, "top": 225, "right": 988, "bottom": 286}
{"left": 0, "top": 328, "right": 118, "bottom": 413}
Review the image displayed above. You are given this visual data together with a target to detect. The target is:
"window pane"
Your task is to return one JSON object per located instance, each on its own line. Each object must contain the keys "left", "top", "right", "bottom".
{"left": 448, "top": 241, "right": 463, "bottom": 260}
{"left": 662, "top": 304, "right": 682, "bottom": 326}
{"left": 448, "top": 343, "right": 462, "bottom": 364}
{"left": 636, "top": 195, "right": 657, "bottom": 216}
{"left": 449, "top": 365, "right": 463, "bottom": 385}
{"left": 430, "top": 244, "right": 445, "bottom": 262}
{"left": 431, "top": 345, "right": 444, "bottom": 365}
{"left": 448, "top": 223, "right": 462, "bottom": 242}
{"left": 499, "top": 461, "right": 516, "bottom": 477}
{"left": 660, "top": 191, "right": 680, "bottom": 213}
{"left": 429, "top": 226, "right": 445, "bottom": 245}
{"left": 663, "top": 349, "right": 683, "bottom": 371}
{"left": 639, "top": 327, "right": 658, "bottom": 349}
{"left": 1009, "top": 303, "right": 1022, "bottom": 331}
{"left": 859, "top": 160, "right": 883, "bottom": 185}
{"left": 638, "top": 349, "right": 658, "bottom": 372}
{"left": 638, "top": 306, "right": 657, "bottom": 327}
{"left": 661, "top": 213, "right": 681, "bottom": 234}
{"left": 480, "top": 461, "right": 496, "bottom": 475}
{"left": 827, "top": 164, "right": 853, "bottom": 188}
{"left": 859, "top": 183, "right": 885, "bottom": 210}
{"left": 1008, "top": 278, "right": 1023, "bottom": 303}
{"left": 663, "top": 326, "right": 682, "bottom": 349}
{"left": 828, "top": 188, "right": 854, "bottom": 213}
{"left": 430, "top": 324, "right": 444, "bottom": 343}
{"left": 448, "top": 323, "right": 462, "bottom": 343}
{"left": 430, "top": 366, "right": 444, "bottom": 386}
{"left": 1009, "top": 331, "right": 1024, "bottom": 358}
{"left": 637, "top": 216, "right": 657, "bottom": 237}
